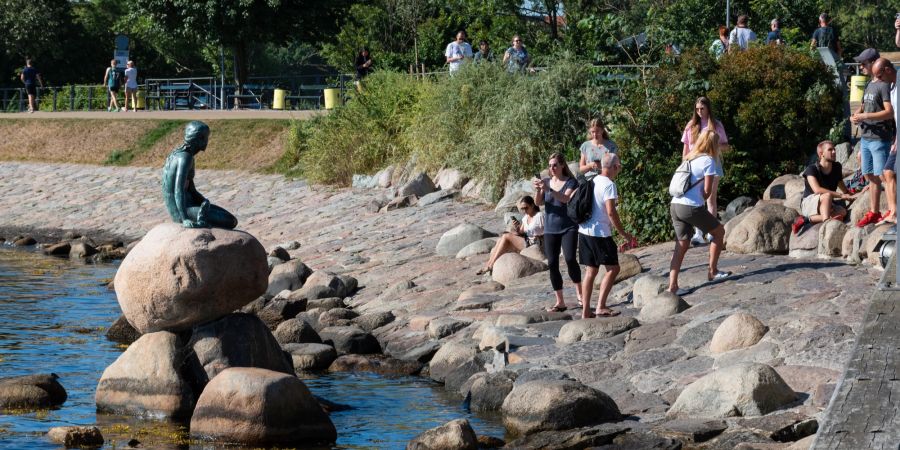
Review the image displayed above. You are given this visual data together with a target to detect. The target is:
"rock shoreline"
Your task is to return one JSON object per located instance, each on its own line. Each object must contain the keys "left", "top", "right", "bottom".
{"left": 0, "top": 161, "right": 882, "bottom": 448}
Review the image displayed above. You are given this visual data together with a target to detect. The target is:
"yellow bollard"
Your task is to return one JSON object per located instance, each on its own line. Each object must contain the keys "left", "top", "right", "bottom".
{"left": 324, "top": 88, "right": 342, "bottom": 110}
{"left": 850, "top": 75, "right": 869, "bottom": 103}
{"left": 273, "top": 88, "right": 287, "bottom": 110}
{"left": 135, "top": 89, "right": 146, "bottom": 110}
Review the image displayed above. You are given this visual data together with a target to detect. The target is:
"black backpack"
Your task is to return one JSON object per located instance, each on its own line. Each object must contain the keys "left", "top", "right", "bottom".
{"left": 567, "top": 175, "right": 594, "bottom": 224}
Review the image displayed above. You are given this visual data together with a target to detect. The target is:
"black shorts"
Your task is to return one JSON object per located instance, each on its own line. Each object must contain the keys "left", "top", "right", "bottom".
{"left": 578, "top": 234, "right": 618, "bottom": 267}
{"left": 25, "top": 84, "right": 36, "bottom": 96}
{"left": 886, "top": 152, "right": 897, "bottom": 173}
{"left": 108, "top": 86, "right": 119, "bottom": 93}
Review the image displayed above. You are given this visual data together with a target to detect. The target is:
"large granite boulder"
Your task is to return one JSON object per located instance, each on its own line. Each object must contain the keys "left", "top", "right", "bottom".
{"left": 788, "top": 222, "right": 822, "bottom": 259}
{"left": 455, "top": 238, "right": 498, "bottom": 259}
{"left": 501, "top": 380, "right": 621, "bottom": 436}
{"left": 723, "top": 196, "right": 755, "bottom": 223}
{"left": 667, "top": 363, "right": 797, "bottom": 418}
{"left": 724, "top": 201, "right": 797, "bottom": 254}
{"left": 406, "top": 418, "right": 478, "bottom": 450}
{"left": 461, "top": 371, "right": 517, "bottom": 412}
{"left": 303, "top": 271, "right": 355, "bottom": 299}
{"left": 319, "top": 326, "right": 381, "bottom": 355}
{"left": 429, "top": 341, "right": 478, "bottom": 384}
{"left": 398, "top": 172, "right": 437, "bottom": 198}
{"left": 190, "top": 367, "right": 336, "bottom": 446}
{"left": 632, "top": 275, "right": 667, "bottom": 309}
{"left": 436, "top": 224, "right": 496, "bottom": 257}
{"left": 492, "top": 253, "right": 547, "bottom": 284}
{"left": 190, "top": 313, "right": 294, "bottom": 387}
{"left": 0, "top": 373, "right": 67, "bottom": 410}
{"left": 818, "top": 220, "right": 849, "bottom": 257}
{"left": 638, "top": 292, "right": 690, "bottom": 322}
{"left": 557, "top": 317, "right": 640, "bottom": 344}
{"left": 284, "top": 343, "right": 337, "bottom": 372}
{"left": 274, "top": 318, "right": 322, "bottom": 345}
{"left": 266, "top": 259, "right": 313, "bottom": 297}
{"left": 763, "top": 174, "right": 802, "bottom": 201}
{"left": 95, "top": 332, "right": 194, "bottom": 419}
{"left": 47, "top": 426, "right": 104, "bottom": 447}
{"left": 709, "top": 313, "right": 768, "bottom": 354}
{"left": 114, "top": 223, "right": 268, "bottom": 333}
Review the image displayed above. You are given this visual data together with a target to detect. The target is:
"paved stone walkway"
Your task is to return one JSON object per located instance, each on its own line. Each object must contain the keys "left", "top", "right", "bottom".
{"left": 0, "top": 161, "right": 884, "bottom": 445}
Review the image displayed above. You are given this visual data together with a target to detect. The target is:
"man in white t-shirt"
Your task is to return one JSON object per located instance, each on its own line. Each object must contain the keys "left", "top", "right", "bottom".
{"left": 123, "top": 60, "right": 138, "bottom": 112}
{"left": 578, "top": 153, "right": 635, "bottom": 319}
{"left": 445, "top": 30, "right": 473, "bottom": 73}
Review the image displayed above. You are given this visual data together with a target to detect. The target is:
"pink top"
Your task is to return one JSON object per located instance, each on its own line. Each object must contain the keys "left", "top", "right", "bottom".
{"left": 681, "top": 118, "right": 728, "bottom": 157}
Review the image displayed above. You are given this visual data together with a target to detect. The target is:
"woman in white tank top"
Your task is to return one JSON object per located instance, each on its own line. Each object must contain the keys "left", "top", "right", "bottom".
{"left": 476, "top": 196, "right": 544, "bottom": 275}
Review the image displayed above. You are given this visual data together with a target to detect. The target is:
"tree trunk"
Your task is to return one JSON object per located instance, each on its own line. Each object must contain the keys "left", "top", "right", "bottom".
{"left": 545, "top": 0, "right": 558, "bottom": 40}
{"left": 232, "top": 40, "right": 249, "bottom": 109}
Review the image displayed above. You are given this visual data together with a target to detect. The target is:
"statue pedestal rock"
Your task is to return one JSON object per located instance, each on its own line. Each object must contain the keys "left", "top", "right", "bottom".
{"left": 114, "top": 223, "right": 268, "bottom": 333}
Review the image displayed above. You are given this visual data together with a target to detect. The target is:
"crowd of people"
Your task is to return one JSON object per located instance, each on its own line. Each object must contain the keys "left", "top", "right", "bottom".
{"left": 707, "top": 12, "right": 842, "bottom": 58}
{"left": 443, "top": 30, "right": 533, "bottom": 74}
{"left": 472, "top": 11, "right": 900, "bottom": 319}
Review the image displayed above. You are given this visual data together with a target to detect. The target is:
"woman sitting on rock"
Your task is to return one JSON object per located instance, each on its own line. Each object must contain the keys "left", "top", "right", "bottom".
{"left": 477, "top": 196, "right": 544, "bottom": 275}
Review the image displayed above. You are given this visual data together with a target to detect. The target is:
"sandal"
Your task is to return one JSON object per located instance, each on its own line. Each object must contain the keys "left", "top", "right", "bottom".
{"left": 475, "top": 267, "right": 492, "bottom": 276}
{"left": 596, "top": 309, "right": 620, "bottom": 317}
{"left": 582, "top": 312, "right": 596, "bottom": 319}
{"left": 546, "top": 305, "right": 568, "bottom": 313}
{"left": 708, "top": 270, "right": 733, "bottom": 281}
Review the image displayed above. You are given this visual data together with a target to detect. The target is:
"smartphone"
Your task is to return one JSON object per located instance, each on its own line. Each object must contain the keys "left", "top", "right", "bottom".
{"left": 533, "top": 172, "right": 541, "bottom": 180}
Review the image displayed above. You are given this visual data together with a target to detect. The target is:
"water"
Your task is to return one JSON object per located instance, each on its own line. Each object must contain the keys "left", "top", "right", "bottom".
{"left": 0, "top": 247, "right": 505, "bottom": 448}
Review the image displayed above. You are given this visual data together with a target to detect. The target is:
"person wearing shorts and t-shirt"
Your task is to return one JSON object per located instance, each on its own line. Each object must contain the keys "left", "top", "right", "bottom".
{"left": 851, "top": 58, "right": 896, "bottom": 226}
{"left": 20, "top": 59, "right": 43, "bottom": 113}
{"left": 578, "top": 153, "right": 634, "bottom": 319}
{"left": 681, "top": 96, "right": 729, "bottom": 245}
{"left": 445, "top": 30, "right": 473, "bottom": 74}
{"left": 123, "top": 60, "right": 138, "bottom": 112}
{"left": 669, "top": 129, "right": 731, "bottom": 295}
{"left": 103, "top": 59, "right": 122, "bottom": 112}
{"left": 792, "top": 140, "right": 853, "bottom": 234}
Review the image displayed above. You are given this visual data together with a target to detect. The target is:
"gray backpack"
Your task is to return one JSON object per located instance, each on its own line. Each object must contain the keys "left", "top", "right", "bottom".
{"left": 668, "top": 158, "right": 703, "bottom": 197}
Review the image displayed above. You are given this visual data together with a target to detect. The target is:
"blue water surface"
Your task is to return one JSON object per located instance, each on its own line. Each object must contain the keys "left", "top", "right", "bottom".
{"left": 0, "top": 247, "right": 505, "bottom": 449}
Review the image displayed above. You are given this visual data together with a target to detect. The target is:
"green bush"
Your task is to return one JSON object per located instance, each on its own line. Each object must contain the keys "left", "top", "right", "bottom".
{"left": 38, "top": 85, "right": 116, "bottom": 112}
{"left": 615, "top": 46, "right": 842, "bottom": 243}
{"left": 298, "top": 71, "right": 421, "bottom": 185}
{"left": 710, "top": 46, "right": 842, "bottom": 201}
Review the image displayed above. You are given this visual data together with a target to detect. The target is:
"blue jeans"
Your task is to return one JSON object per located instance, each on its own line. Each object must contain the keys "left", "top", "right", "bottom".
{"left": 861, "top": 138, "right": 891, "bottom": 176}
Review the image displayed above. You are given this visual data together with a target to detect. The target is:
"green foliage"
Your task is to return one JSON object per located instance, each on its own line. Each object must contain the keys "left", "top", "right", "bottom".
{"left": 615, "top": 46, "right": 841, "bottom": 243}
{"left": 298, "top": 71, "right": 422, "bottom": 184}
{"left": 710, "top": 45, "right": 842, "bottom": 200}
{"left": 268, "top": 118, "right": 316, "bottom": 177}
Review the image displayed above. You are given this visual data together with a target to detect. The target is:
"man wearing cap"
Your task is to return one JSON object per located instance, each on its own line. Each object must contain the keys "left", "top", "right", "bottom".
{"left": 851, "top": 56, "right": 896, "bottom": 226}
{"left": 854, "top": 48, "right": 879, "bottom": 76}
{"left": 811, "top": 13, "right": 842, "bottom": 57}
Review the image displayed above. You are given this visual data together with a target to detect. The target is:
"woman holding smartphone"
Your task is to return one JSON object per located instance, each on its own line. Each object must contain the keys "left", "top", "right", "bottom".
{"left": 535, "top": 153, "right": 583, "bottom": 312}
{"left": 476, "top": 196, "right": 544, "bottom": 275}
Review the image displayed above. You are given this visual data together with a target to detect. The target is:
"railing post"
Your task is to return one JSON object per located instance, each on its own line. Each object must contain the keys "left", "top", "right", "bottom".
{"left": 87, "top": 86, "right": 93, "bottom": 111}
{"left": 52, "top": 88, "right": 57, "bottom": 112}
{"left": 69, "top": 86, "right": 75, "bottom": 111}
{"left": 18, "top": 89, "right": 24, "bottom": 112}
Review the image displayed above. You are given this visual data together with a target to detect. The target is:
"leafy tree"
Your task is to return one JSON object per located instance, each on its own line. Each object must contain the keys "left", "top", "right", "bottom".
{"left": 0, "top": 0, "right": 75, "bottom": 83}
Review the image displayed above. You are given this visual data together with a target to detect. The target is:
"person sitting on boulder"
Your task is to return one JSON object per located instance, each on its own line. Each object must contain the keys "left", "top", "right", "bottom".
{"left": 668, "top": 129, "right": 731, "bottom": 295}
{"left": 792, "top": 140, "right": 854, "bottom": 234}
{"left": 477, "top": 195, "right": 544, "bottom": 275}
{"left": 578, "top": 153, "right": 634, "bottom": 319}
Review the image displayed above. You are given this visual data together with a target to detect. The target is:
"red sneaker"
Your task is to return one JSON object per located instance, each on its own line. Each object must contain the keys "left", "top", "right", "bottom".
{"left": 792, "top": 216, "right": 808, "bottom": 235}
{"left": 857, "top": 211, "right": 882, "bottom": 228}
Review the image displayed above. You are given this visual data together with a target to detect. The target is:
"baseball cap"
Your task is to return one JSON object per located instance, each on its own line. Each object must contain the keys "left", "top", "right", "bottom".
{"left": 854, "top": 48, "right": 880, "bottom": 63}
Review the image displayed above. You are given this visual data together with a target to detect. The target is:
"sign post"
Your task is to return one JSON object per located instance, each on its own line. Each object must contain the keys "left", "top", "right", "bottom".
{"left": 114, "top": 34, "right": 129, "bottom": 69}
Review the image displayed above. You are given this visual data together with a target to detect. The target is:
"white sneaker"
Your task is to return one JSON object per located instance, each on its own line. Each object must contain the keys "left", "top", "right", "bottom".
{"left": 107, "top": 107, "right": 112, "bottom": 112}
{"left": 690, "top": 230, "right": 706, "bottom": 246}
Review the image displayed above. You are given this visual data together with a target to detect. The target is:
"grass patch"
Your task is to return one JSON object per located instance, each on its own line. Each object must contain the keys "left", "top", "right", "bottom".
{"left": 104, "top": 120, "right": 186, "bottom": 166}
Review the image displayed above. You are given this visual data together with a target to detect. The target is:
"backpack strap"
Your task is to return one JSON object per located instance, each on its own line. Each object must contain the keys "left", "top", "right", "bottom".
{"left": 683, "top": 157, "right": 704, "bottom": 192}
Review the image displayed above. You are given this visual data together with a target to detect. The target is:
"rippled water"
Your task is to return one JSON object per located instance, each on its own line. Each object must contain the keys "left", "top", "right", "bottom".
{"left": 0, "top": 247, "right": 505, "bottom": 449}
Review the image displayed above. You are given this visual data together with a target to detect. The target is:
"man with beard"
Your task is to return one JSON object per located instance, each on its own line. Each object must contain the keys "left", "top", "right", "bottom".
{"left": 792, "top": 140, "right": 854, "bottom": 234}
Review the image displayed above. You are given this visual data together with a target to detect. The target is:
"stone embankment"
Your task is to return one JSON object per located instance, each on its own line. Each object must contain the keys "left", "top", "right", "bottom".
{"left": 0, "top": 160, "right": 882, "bottom": 448}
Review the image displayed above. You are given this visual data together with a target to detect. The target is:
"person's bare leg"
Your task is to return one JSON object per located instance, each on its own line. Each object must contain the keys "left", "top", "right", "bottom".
{"left": 809, "top": 192, "right": 833, "bottom": 224}
{"left": 27, "top": 94, "right": 35, "bottom": 112}
{"left": 707, "top": 225, "right": 725, "bottom": 279}
{"left": 668, "top": 240, "right": 690, "bottom": 293}
{"left": 483, "top": 234, "right": 522, "bottom": 271}
{"left": 884, "top": 170, "right": 896, "bottom": 220}
{"left": 581, "top": 266, "right": 598, "bottom": 318}
{"left": 595, "top": 265, "right": 619, "bottom": 315}
{"left": 866, "top": 174, "right": 882, "bottom": 215}
{"left": 574, "top": 280, "right": 583, "bottom": 306}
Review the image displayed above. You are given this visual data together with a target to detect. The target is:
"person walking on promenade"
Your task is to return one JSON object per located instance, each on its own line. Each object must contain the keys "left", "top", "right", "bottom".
{"left": 534, "top": 153, "right": 583, "bottom": 312}
{"left": 792, "top": 141, "right": 853, "bottom": 234}
{"left": 103, "top": 59, "right": 122, "bottom": 112}
{"left": 123, "top": 60, "right": 138, "bottom": 112}
{"left": 578, "top": 118, "right": 618, "bottom": 178}
{"left": 503, "top": 35, "right": 531, "bottom": 73}
{"left": 20, "top": 59, "right": 43, "bottom": 113}
{"left": 876, "top": 58, "right": 898, "bottom": 223}
{"left": 668, "top": 129, "right": 731, "bottom": 294}
{"left": 474, "top": 40, "right": 494, "bottom": 63}
{"left": 728, "top": 15, "right": 757, "bottom": 52}
{"left": 851, "top": 58, "right": 896, "bottom": 226}
{"left": 445, "top": 30, "right": 473, "bottom": 74}
{"left": 766, "top": 18, "right": 784, "bottom": 45}
{"left": 681, "top": 96, "right": 729, "bottom": 245}
{"left": 477, "top": 196, "right": 543, "bottom": 275}
{"left": 579, "top": 153, "right": 634, "bottom": 319}
{"left": 709, "top": 26, "right": 729, "bottom": 59}
{"left": 811, "top": 13, "right": 842, "bottom": 57}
